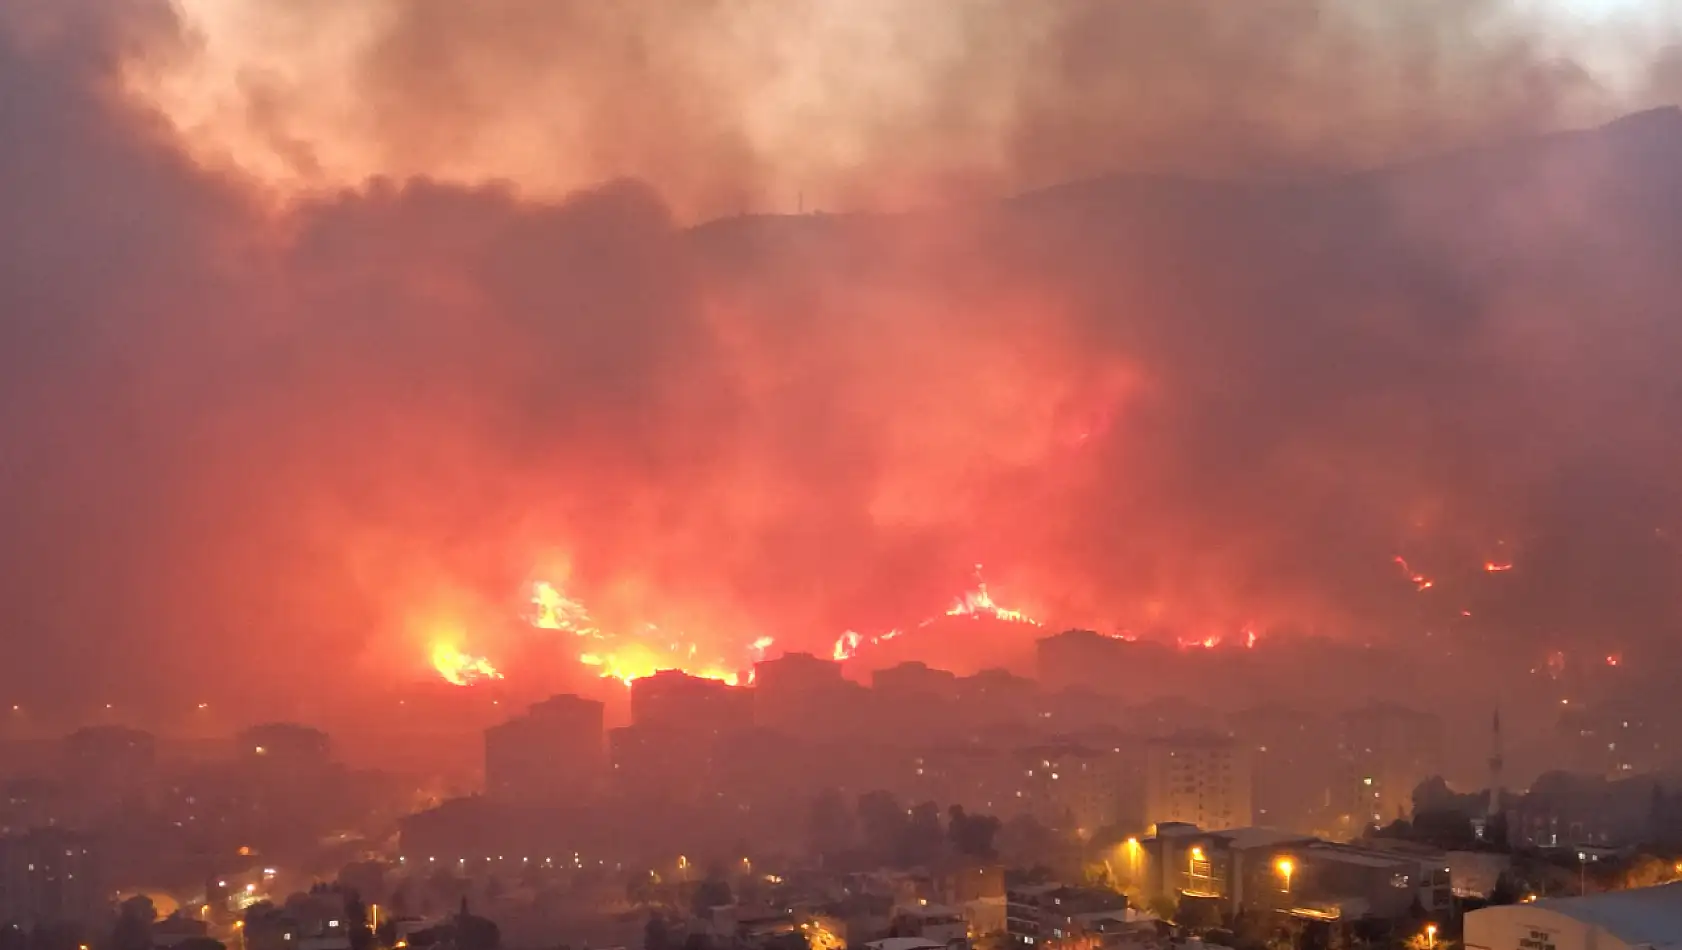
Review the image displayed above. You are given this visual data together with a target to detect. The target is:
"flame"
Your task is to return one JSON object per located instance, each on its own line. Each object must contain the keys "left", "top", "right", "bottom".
{"left": 530, "top": 581, "right": 601, "bottom": 637}
{"left": 1177, "top": 634, "right": 1222, "bottom": 649}
{"left": 945, "top": 569, "right": 1037, "bottom": 623}
{"left": 833, "top": 630, "right": 865, "bottom": 661}
{"left": 1484, "top": 561, "right": 1513, "bottom": 573}
{"left": 832, "top": 564, "right": 1039, "bottom": 662}
{"left": 1393, "top": 555, "right": 1434, "bottom": 591}
{"left": 580, "top": 643, "right": 741, "bottom": 687}
{"left": 523, "top": 580, "right": 765, "bottom": 688}
{"left": 431, "top": 643, "right": 503, "bottom": 686}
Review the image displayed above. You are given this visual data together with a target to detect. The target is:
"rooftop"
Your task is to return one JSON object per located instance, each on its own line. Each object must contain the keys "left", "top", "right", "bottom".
{"left": 1529, "top": 881, "right": 1682, "bottom": 948}
{"left": 864, "top": 940, "right": 947, "bottom": 950}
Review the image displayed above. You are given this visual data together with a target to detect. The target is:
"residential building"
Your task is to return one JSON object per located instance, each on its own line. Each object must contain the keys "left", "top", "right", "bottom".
{"left": 1006, "top": 884, "right": 1130, "bottom": 950}
{"left": 631, "top": 671, "right": 752, "bottom": 735}
{"left": 1337, "top": 704, "right": 1443, "bottom": 829}
{"left": 0, "top": 828, "right": 102, "bottom": 926}
{"left": 754, "top": 652, "right": 849, "bottom": 733}
{"left": 1228, "top": 706, "right": 1335, "bottom": 833}
{"left": 1144, "top": 732, "right": 1251, "bottom": 830}
{"left": 1137, "top": 824, "right": 1450, "bottom": 921}
{"left": 483, "top": 694, "right": 604, "bottom": 803}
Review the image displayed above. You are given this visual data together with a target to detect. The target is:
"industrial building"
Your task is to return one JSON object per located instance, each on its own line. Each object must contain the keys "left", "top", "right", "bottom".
{"left": 1465, "top": 881, "right": 1682, "bottom": 950}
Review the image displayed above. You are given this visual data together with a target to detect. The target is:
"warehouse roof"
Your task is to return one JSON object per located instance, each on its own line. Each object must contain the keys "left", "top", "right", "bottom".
{"left": 1531, "top": 881, "right": 1682, "bottom": 948}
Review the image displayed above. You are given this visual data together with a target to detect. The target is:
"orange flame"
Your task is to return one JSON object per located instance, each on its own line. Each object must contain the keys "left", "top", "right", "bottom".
{"left": 1393, "top": 555, "right": 1433, "bottom": 591}
{"left": 431, "top": 643, "right": 503, "bottom": 686}
{"left": 1484, "top": 561, "right": 1513, "bottom": 573}
{"left": 522, "top": 580, "right": 770, "bottom": 688}
{"left": 832, "top": 564, "right": 1039, "bottom": 662}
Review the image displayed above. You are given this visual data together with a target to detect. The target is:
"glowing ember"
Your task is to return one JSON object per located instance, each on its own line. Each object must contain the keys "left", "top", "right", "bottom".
{"left": 431, "top": 643, "right": 503, "bottom": 686}
{"left": 1545, "top": 649, "right": 1567, "bottom": 678}
{"left": 1484, "top": 561, "right": 1513, "bottom": 573}
{"left": 1393, "top": 555, "right": 1434, "bottom": 591}
{"left": 832, "top": 564, "right": 1039, "bottom": 661}
{"left": 1606, "top": 653, "right": 1621, "bottom": 667}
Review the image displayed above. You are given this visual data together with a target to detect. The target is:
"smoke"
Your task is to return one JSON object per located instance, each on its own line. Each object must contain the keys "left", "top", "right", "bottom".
{"left": 2, "top": 0, "right": 1681, "bottom": 717}
{"left": 145, "top": 0, "right": 1678, "bottom": 214}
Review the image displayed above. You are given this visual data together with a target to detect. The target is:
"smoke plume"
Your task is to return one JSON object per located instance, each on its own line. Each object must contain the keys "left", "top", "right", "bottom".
{"left": 1, "top": 0, "right": 1680, "bottom": 718}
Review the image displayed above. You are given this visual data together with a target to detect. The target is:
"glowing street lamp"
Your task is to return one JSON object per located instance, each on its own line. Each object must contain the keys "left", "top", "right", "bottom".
{"left": 1276, "top": 856, "right": 1295, "bottom": 894}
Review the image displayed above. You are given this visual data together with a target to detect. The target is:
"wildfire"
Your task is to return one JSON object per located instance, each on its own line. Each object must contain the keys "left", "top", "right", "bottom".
{"left": 431, "top": 643, "right": 503, "bottom": 686}
{"left": 519, "top": 579, "right": 772, "bottom": 689}
{"left": 529, "top": 581, "right": 602, "bottom": 637}
{"left": 1393, "top": 555, "right": 1433, "bottom": 591}
{"left": 580, "top": 644, "right": 742, "bottom": 687}
{"left": 832, "top": 565, "right": 1039, "bottom": 662}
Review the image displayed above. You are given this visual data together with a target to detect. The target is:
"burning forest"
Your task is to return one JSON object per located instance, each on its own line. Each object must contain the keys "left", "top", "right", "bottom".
{"left": 3, "top": 0, "right": 1682, "bottom": 723}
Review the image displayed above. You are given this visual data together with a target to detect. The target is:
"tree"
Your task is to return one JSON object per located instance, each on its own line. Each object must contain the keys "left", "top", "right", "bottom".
{"left": 948, "top": 806, "right": 1002, "bottom": 860}
{"left": 388, "top": 882, "right": 413, "bottom": 918}
{"left": 454, "top": 901, "right": 499, "bottom": 950}
{"left": 691, "top": 873, "right": 733, "bottom": 917}
{"left": 112, "top": 895, "right": 157, "bottom": 950}
{"left": 345, "top": 894, "right": 374, "bottom": 950}
{"left": 898, "top": 802, "right": 945, "bottom": 867}
{"left": 1489, "top": 872, "right": 1519, "bottom": 906}
{"left": 340, "top": 862, "right": 389, "bottom": 905}
{"left": 644, "top": 913, "right": 672, "bottom": 950}
{"left": 858, "top": 791, "right": 905, "bottom": 861}
{"left": 808, "top": 789, "right": 856, "bottom": 859}
{"left": 1412, "top": 810, "right": 1477, "bottom": 850}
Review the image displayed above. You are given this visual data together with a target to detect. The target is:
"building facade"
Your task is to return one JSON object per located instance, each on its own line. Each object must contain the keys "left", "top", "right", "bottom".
{"left": 1144, "top": 732, "right": 1252, "bottom": 831}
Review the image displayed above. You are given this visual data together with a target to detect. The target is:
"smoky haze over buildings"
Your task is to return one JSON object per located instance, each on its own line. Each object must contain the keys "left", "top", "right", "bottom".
{"left": 4, "top": 0, "right": 1682, "bottom": 724}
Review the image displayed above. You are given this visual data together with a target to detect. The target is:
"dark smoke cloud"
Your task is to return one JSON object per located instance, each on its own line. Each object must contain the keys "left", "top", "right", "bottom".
{"left": 1, "top": 0, "right": 1681, "bottom": 722}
